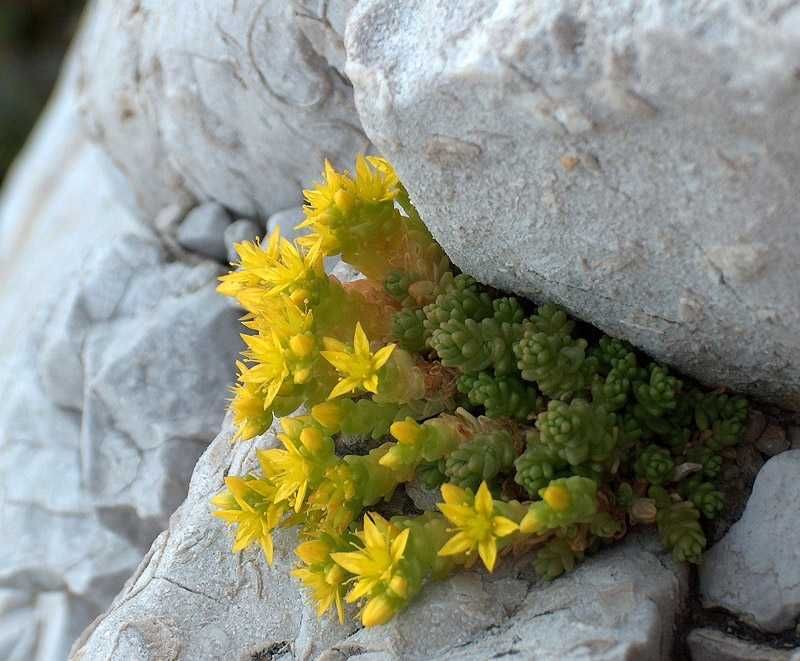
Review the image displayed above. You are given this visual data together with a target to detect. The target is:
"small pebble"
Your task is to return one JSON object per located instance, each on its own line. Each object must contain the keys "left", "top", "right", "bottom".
{"left": 743, "top": 409, "right": 767, "bottom": 444}
{"left": 176, "top": 202, "right": 232, "bottom": 261}
{"left": 756, "top": 424, "right": 789, "bottom": 457}
{"left": 224, "top": 219, "right": 262, "bottom": 263}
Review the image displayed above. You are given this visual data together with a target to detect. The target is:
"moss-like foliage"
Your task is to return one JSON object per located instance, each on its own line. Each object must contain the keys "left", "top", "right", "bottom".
{"left": 211, "top": 155, "right": 749, "bottom": 629}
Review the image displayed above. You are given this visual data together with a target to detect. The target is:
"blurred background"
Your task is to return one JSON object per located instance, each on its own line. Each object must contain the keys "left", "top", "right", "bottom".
{"left": 0, "top": 0, "right": 86, "bottom": 183}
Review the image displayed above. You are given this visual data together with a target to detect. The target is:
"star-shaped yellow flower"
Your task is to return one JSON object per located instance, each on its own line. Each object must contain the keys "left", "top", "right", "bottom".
{"left": 330, "top": 512, "right": 411, "bottom": 627}
{"left": 211, "top": 476, "right": 287, "bottom": 564}
{"left": 321, "top": 322, "right": 395, "bottom": 399}
{"left": 437, "top": 481, "right": 519, "bottom": 572}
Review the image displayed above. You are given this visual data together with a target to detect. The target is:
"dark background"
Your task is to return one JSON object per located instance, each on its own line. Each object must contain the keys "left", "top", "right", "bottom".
{"left": 0, "top": 0, "right": 86, "bottom": 183}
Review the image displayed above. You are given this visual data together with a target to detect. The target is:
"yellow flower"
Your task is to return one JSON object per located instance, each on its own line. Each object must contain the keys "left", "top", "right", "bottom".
{"left": 292, "top": 530, "right": 351, "bottom": 623}
{"left": 258, "top": 422, "right": 335, "bottom": 512}
{"left": 216, "top": 232, "right": 280, "bottom": 301}
{"left": 258, "top": 232, "right": 325, "bottom": 304}
{"left": 321, "top": 322, "right": 396, "bottom": 399}
{"left": 437, "top": 482, "right": 518, "bottom": 572}
{"left": 229, "top": 375, "right": 273, "bottom": 441}
{"left": 354, "top": 155, "right": 399, "bottom": 204}
{"left": 330, "top": 513, "right": 411, "bottom": 627}
{"left": 211, "top": 476, "right": 286, "bottom": 564}
{"left": 239, "top": 332, "right": 290, "bottom": 409}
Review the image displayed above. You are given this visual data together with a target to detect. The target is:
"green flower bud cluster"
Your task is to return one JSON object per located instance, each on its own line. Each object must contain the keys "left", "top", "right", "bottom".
{"left": 513, "top": 305, "right": 598, "bottom": 400}
{"left": 534, "top": 537, "right": 582, "bottom": 580}
{"left": 678, "top": 475, "right": 725, "bottom": 520}
{"left": 634, "top": 444, "right": 675, "bottom": 485}
{"left": 391, "top": 309, "right": 427, "bottom": 352}
{"left": 693, "top": 391, "right": 748, "bottom": 450}
{"left": 514, "top": 435, "right": 569, "bottom": 496}
{"left": 590, "top": 336, "right": 635, "bottom": 374}
{"left": 656, "top": 501, "right": 706, "bottom": 563}
{"left": 536, "top": 398, "right": 618, "bottom": 467}
{"left": 444, "top": 430, "right": 517, "bottom": 491}
{"left": 425, "top": 287, "right": 524, "bottom": 375}
{"left": 457, "top": 372, "right": 541, "bottom": 421}
{"left": 685, "top": 445, "right": 722, "bottom": 480}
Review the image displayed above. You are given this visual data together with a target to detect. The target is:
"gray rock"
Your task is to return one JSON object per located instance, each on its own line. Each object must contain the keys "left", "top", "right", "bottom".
{"left": 224, "top": 218, "right": 263, "bottom": 264}
{"left": 176, "top": 202, "right": 231, "bottom": 260}
{"left": 71, "top": 417, "right": 688, "bottom": 661}
{"left": 687, "top": 628, "right": 799, "bottom": 661}
{"left": 267, "top": 206, "right": 304, "bottom": 242}
{"left": 77, "top": 0, "right": 370, "bottom": 222}
{"left": 756, "top": 424, "right": 790, "bottom": 457}
{"left": 0, "top": 41, "right": 242, "bottom": 658}
{"left": 345, "top": 0, "right": 800, "bottom": 408}
{"left": 700, "top": 451, "right": 800, "bottom": 632}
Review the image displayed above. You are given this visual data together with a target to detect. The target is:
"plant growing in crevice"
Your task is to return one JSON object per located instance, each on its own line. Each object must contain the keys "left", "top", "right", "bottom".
{"left": 212, "top": 155, "right": 748, "bottom": 627}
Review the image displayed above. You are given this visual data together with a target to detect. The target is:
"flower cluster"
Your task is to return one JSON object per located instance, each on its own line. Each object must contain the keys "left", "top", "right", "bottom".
{"left": 212, "top": 156, "right": 748, "bottom": 628}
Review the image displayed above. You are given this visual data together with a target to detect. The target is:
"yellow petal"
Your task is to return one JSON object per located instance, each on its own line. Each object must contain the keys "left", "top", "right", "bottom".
{"left": 474, "top": 482, "right": 494, "bottom": 517}
{"left": 260, "top": 535, "right": 274, "bottom": 565}
{"left": 328, "top": 378, "right": 359, "bottom": 400}
{"left": 353, "top": 322, "right": 370, "bottom": 357}
{"left": 320, "top": 350, "right": 353, "bottom": 372}
{"left": 363, "top": 515, "right": 384, "bottom": 550}
{"left": 437, "top": 503, "right": 474, "bottom": 527}
{"left": 372, "top": 344, "right": 396, "bottom": 370}
{"left": 322, "top": 337, "right": 347, "bottom": 352}
{"left": 362, "top": 375, "right": 379, "bottom": 394}
{"left": 294, "top": 480, "right": 308, "bottom": 512}
{"left": 390, "top": 528, "right": 410, "bottom": 561}
{"left": 438, "top": 532, "right": 474, "bottom": 556}
{"left": 478, "top": 538, "right": 498, "bottom": 572}
{"left": 346, "top": 577, "right": 375, "bottom": 602}
{"left": 492, "top": 516, "right": 519, "bottom": 538}
{"left": 330, "top": 551, "right": 373, "bottom": 576}
{"left": 440, "top": 482, "right": 467, "bottom": 505}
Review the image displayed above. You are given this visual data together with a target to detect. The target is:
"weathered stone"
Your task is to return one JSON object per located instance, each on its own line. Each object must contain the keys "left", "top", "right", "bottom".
{"left": 345, "top": 0, "right": 800, "bottom": 408}
{"left": 76, "top": 0, "right": 370, "bottom": 223}
{"left": 687, "top": 628, "right": 799, "bottom": 661}
{"left": 0, "top": 32, "right": 241, "bottom": 659}
{"left": 176, "top": 202, "right": 231, "bottom": 261}
{"left": 756, "top": 424, "right": 790, "bottom": 457}
{"left": 700, "top": 451, "right": 800, "bottom": 632}
{"left": 71, "top": 417, "right": 688, "bottom": 660}
{"left": 224, "top": 219, "right": 263, "bottom": 263}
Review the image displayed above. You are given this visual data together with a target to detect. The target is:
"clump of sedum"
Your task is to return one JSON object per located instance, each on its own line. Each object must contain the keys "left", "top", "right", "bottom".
{"left": 212, "top": 156, "right": 748, "bottom": 628}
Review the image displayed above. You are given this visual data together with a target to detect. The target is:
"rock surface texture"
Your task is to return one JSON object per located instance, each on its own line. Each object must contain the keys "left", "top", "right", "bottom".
{"left": 70, "top": 417, "right": 688, "bottom": 661}
{"left": 77, "top": 0, "right": 370, "bottom": 222}
{"left": 687, "top": 628, "right": 800, "bottom": 661}
{"left": 0, "top": 57, "right": 242, "bottom": 660}
{"left": 700, "top": 451, "right": 800, "bottom": 633}
{"left": 345, "top": 0, "right": 800, "bottom": 408}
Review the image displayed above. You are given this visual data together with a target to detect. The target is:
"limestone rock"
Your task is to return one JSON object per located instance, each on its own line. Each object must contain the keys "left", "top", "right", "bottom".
{"left": 77, "top": 0, "right": 370, "bottom": 222}
{"left": 224, "top": 219, "right": 263, "bottom": 264}
{"left": 687, "top": 628, "right": 799, "bottom": 661}
{"left": 700, "top": 451, "right": 800, "bottom": 632}
{"left": 71, "top": 416, "right": 688, "bottom": 661}
{"left": 176, "top": 202, "right": 232, "bottom": 261}
{"left": 0, "top": 30, "right": 242, "bottom": 659}
{"left": 345, "top": 0, "right": 800, "bottom": 408}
